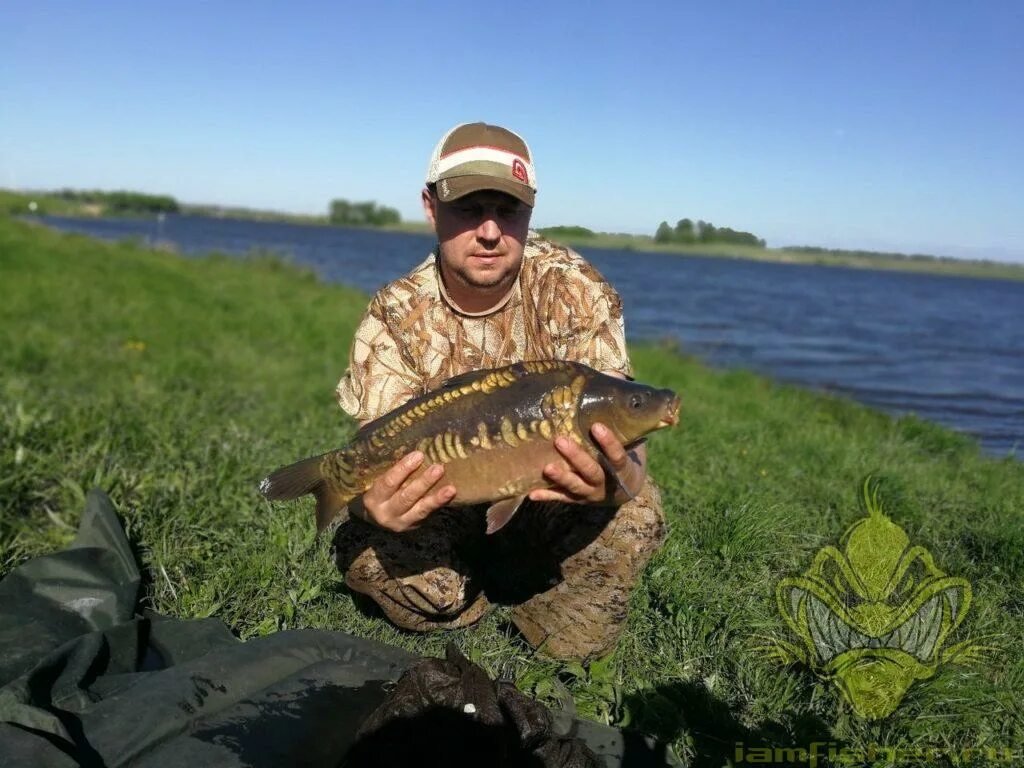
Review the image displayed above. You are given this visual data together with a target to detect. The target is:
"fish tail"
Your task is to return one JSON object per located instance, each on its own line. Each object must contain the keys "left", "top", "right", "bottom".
{"left": 260, "top": 454, "right": 325, "bottom": 501}
{"left": 260, "top": 453, "right": 355, "bottom": 533}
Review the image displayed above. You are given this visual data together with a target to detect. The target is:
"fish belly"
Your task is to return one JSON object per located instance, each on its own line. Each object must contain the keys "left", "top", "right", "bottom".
{"left": 422, "top": 438, "right": 565, "bottom": 505}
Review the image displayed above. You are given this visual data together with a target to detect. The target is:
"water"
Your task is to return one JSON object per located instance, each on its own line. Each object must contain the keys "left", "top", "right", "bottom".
{"left": 36, "top": 214, "right": 1024, "bottom": 457}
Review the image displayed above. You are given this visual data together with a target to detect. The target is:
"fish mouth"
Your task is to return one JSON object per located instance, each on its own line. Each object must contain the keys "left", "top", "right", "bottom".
{"left": 658, "top": 395, "right": 681, "bottom": 427}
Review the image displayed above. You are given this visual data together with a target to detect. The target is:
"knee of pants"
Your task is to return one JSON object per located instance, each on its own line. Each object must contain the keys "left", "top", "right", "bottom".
{"left": 343, "top": 546, "right": 476, "bottom": 620}
{"left": 610, "top": 478, "right": 668, "bottom": 554}
{"left": 511, "top": 597, "right": 628, "bottom": 661}
{"left": 394, "top": 566, "right": 477, "bottom": 617}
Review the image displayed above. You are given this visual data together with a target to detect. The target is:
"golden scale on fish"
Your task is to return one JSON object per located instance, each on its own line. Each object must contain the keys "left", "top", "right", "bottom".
{"left": 260, "top": 360, "right": 680, "bottom": 534}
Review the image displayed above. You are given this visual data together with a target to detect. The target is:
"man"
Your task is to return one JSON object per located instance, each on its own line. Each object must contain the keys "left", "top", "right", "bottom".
{"left": 333, "top": 123, "right": 666, "bottom": 660}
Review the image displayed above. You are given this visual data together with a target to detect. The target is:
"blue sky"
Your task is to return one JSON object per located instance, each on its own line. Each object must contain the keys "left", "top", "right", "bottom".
{"left": 2, "top": 1, "right": 1022, "bottom": 261}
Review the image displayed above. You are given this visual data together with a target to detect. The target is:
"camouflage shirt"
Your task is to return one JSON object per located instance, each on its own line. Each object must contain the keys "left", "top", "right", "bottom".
{"left": 336, "top": 234, "right": 632, "bottom": 423}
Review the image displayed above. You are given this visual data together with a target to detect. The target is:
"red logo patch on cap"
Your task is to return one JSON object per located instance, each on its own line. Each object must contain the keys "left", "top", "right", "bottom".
{"left": 512, "top": 159, "right": 528, "bottom": 183}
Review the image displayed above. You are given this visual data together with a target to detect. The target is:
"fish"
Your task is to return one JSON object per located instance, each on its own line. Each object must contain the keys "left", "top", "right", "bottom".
{"left": 259, "top": 360, "right": 680, "bottom": 534}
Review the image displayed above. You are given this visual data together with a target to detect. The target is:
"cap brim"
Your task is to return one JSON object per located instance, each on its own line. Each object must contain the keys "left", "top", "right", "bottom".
{"left": 436, "top": 175, "right": 535, "bottom": 207}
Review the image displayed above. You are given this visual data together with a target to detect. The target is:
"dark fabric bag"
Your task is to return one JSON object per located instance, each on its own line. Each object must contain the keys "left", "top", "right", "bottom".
{"left": 345, "top": 643, "right": 599, "bottom": 767}
{"left": 0, "top": 490, "right": 680, "bottom": 767}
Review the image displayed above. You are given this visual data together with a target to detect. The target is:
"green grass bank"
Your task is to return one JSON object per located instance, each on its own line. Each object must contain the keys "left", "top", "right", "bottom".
{"left": 1, "top": 217, "right": 1021, "bottom": 764}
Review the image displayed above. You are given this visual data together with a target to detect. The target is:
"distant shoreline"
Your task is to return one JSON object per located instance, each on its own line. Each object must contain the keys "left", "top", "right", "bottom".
{"left": 543, "top": 230, "right": 1024, "bottom": 282}
{"left": 5, "top": 187, "right": 1022, "bottom": 282}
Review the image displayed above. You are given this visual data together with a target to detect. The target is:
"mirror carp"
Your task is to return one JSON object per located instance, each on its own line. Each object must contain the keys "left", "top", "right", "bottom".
{"left": 260, "top": 360, "right": 679, "bottom": 534}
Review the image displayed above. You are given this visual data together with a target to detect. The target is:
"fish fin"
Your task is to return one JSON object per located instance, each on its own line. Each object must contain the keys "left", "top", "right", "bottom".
{"left": 353, "top": 370, "right": 496, "bottom": 441}
{"left": 486, "top": 495, "right": 527, "bottom": 535}
{"left": 437, "top": 365, "right": 521, "bottom": 391}
{"left": 355, "top": 364, "right": 532, "bottom": 440}
{"left": 435, "top": 361, "right": 566, "bottom": 391}
{"left": 596, "top": 453, "right": 636, "bottom": 502}
{"left": 260, "top": 454, "right": 351, "bottom": 534}
{"left": 314, "top": 486, "right": 351, "bottom": 534}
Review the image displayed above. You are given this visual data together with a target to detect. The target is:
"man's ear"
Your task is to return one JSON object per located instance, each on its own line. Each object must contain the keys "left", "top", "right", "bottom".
{"left": 421, "top": 186, "right": 438, "bottom": 228}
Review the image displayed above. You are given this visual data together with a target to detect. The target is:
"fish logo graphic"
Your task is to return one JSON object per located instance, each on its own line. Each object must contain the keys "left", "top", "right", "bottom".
{"left": 767, "top": 480, "right": 991, "bottom": 720}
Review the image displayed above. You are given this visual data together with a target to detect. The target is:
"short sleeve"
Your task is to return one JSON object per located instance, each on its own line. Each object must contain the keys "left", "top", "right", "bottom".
{"left": 566, "top": 270, "right": 632, "bottom": 377}
{"left": 335, "top": 295, "right": 423, "bottom": 423}
{"left": 539, "top": 253, "right": 632, "bottom": 378}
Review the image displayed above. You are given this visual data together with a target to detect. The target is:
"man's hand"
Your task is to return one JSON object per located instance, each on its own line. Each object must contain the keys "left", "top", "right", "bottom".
{"left": 527, "top": 423, "right": 646, "bottom": 506}
{"left": 352, "top": 451, "right": 456, "bottom": 532}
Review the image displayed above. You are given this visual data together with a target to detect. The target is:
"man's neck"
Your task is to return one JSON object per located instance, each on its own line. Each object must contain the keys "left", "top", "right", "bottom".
{"left": 438, "top": 263, "right": 517, "bottom": 316}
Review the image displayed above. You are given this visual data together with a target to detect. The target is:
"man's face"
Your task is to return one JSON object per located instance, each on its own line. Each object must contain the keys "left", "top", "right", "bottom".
{"left": 422, "top": 187, "right": 532, "bottom": 305}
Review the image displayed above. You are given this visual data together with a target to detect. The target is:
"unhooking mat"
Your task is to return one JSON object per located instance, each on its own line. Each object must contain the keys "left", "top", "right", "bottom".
{"left": 0, "top": 490, "right": 681, "bottom": 767}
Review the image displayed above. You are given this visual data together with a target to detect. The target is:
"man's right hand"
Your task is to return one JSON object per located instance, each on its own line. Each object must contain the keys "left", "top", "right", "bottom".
{"left": 353, "top": 451, "right": 456, "bottom": 532}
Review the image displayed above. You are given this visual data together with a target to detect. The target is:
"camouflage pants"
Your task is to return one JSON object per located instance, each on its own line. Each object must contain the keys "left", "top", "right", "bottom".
{"left": 332, "top": 476, "right": 666, "bottom": 660}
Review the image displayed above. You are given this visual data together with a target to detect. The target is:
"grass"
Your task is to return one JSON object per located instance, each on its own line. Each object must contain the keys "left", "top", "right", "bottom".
{"left": 2, "top": 217, "right": 1022, "bottom": 765}
{"left": 0, "top": 188, "right": 96, "bottom": 217}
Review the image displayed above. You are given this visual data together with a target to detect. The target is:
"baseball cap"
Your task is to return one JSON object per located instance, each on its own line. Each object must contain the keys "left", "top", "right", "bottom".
{"left": 426, "top": 122, "right": 537, "bottom": 207}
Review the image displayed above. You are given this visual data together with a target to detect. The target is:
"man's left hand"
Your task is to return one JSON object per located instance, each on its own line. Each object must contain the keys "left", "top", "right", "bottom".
{"left": 528, "top": 423, "right": 645, "bottom": 506}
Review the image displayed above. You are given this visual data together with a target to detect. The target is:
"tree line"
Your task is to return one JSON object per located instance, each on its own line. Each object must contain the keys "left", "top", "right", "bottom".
{"left": 781, "top": 245, "right": 955, "bottom": 263}
{"left": 53, "top": 189, "right": 180, "bottom": 213}
{"left": 655, "top": 218, "right": 765, "bottom": 248}
{"left": 328, "top": 198, "right": 401, "bottom": 227}
{"left": 538, "top": 225, "right": 596, "bottom": 239}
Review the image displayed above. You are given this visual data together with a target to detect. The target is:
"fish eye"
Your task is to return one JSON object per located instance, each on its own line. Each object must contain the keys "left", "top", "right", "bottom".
{"left": 629, "top": 393, "right": 645, "bottom": 409}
